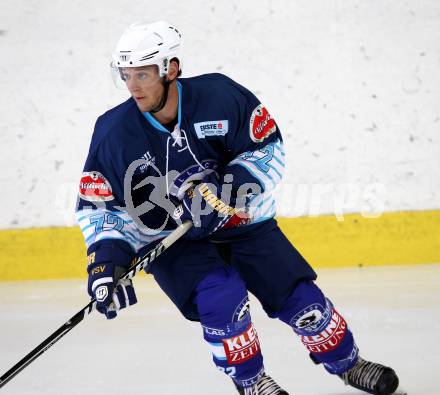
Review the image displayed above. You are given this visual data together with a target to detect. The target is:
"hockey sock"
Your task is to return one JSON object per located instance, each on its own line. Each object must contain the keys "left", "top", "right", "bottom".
{"left": 193, "top": 267, "right": 265, "bottom": 388}
{"left": 275, "top": 280, "right": 359, "bottom": 374}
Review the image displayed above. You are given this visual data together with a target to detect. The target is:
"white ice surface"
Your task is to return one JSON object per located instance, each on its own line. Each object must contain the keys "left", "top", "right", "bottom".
{"left": 0, "top": 264, "right": 439, "bottom": 395}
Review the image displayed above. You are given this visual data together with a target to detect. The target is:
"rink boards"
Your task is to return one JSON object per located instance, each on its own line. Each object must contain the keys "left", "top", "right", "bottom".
{"left": 0, "top": 209, "right": 439, "bottom": 281}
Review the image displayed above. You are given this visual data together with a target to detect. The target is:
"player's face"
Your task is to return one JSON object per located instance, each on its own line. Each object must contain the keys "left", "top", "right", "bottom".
{"left": 120, "top": 65, "right": 165, "bottom": 112}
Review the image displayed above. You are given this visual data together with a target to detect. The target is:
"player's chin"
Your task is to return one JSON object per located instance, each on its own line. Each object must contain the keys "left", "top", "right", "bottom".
{"left": 134, "top": 97, "right": 152, "bottom": 112}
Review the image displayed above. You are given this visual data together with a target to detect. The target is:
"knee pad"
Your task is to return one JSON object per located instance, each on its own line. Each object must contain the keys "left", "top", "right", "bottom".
{"left": 193, "top": 266, "right": 264, "bottom": 387}
{"left": 195, "top": 266, "right": 251, "bottom": 325}
{"left": 276, "top": 280, "right": 358, "bottom": 374}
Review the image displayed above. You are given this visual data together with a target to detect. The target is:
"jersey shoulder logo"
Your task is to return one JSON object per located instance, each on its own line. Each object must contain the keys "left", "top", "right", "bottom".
{"left": 79, "top": 171, "right": 114, "bottom": 202}
{"left": 249, "top": 104, "right": 277, "bottom": 142}
{"left": 193, "top": 120, "right": 229, "bottom": 139}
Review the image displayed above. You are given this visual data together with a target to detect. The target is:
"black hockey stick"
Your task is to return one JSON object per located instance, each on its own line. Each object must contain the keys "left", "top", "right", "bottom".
{"left": 0, "top": 221, "right": 192, "bottom": 389}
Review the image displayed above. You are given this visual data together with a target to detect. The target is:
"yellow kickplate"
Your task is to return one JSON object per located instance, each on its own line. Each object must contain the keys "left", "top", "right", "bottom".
{"left": 277, "top": 210, "right": 440, "bottom": 268}
{"left": 0, "top": 210, "right": 439, "bottom": 280}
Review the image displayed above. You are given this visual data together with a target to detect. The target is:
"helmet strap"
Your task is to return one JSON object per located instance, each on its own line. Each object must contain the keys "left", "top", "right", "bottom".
{"left": 150, "top": 76, "right": 171, "bottom": 114}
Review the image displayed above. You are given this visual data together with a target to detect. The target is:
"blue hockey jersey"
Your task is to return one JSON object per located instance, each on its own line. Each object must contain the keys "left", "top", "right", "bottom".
{"left": 76, "top": 73, "right": 285, "bottom": 254}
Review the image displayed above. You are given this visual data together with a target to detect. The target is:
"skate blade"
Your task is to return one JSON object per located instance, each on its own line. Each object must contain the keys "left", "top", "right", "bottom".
{"left": 393, "top": 389, "right": 407, "bottom": 395}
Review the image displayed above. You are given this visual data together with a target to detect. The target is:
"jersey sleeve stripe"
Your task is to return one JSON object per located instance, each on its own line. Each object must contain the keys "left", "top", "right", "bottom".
{"left": 233, "top": 159, "right": 277, "bottom": 191}
{"left": 267, "top": 162, "right": 283, "bottom": 180}
{"left": 272, "top": 153, "right": 285, "bottom": 168}
{"left": 76, "top": 208, "right": 171, "bottom": 252}
{"left": 227, "top": 139, "right": 285, "bottom": 193}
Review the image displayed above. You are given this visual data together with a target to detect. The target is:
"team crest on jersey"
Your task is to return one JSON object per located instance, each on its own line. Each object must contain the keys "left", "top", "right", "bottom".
{"left": 79, "top": 171, "right": 114, "bottom": 202}
{"left": 249, "top": 104, "right": 277, "bottom": 142}
{"left": 194, "top": 120, "right": 229, "bottom": 138}
{"left": 169, "top": 160, "right": 219, "bottom": 198}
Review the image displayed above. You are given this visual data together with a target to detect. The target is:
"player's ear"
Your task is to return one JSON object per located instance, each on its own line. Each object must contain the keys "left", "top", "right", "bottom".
{"left": 166, "top": 59, "right": 180, "bottom": 82}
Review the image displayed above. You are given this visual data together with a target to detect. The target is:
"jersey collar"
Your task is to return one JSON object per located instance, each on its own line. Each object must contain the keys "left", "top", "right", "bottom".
{"left": 142, "top": 80, "right": 182, "bottom": 134}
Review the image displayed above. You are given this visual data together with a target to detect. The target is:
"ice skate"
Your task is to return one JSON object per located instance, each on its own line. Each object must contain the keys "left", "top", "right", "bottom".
{"left": 339, "top": 356, "right": 400, "bottom": 395}
{"left": 235, "top": 374, "right": 289, "bottom": 395}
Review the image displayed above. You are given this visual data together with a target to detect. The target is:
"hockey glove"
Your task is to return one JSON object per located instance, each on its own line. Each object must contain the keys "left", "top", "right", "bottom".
{"left": 173, "top": 173, "right": 250, "bottom": 239}
{"left": 87, "top": 240, "right": 137, "bottom": 319}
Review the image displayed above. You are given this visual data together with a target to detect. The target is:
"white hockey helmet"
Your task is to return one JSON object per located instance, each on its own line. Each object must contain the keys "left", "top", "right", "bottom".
{"left": 110, "top": 20, "right": 183, "bottom": 88}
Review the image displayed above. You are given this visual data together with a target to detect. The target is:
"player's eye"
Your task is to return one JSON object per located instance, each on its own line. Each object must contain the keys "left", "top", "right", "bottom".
{"left": 137, "top": 72, "right": 149, "bottom": 81}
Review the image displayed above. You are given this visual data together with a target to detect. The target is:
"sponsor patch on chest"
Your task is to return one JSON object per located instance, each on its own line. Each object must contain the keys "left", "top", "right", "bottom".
{"left": 194, "top": 120, "right": 229, "bottom": 138}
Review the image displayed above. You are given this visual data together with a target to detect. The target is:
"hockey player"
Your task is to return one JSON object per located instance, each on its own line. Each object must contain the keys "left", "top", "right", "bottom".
{"left": 76, "top": 21, "right": 401, "bottom": 395}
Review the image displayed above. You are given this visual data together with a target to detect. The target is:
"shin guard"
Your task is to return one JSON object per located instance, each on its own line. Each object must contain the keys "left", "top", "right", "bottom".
{"left": 194, "top": 267, "right": 265, "bottom": 387}
{"left": 276, "top": 281, "right": 358, "bottom": 374}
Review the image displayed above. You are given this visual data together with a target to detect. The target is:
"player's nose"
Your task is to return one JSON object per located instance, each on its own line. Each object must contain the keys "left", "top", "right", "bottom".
{"left": 126, "top": 78, "right": 140, "bottom": 93}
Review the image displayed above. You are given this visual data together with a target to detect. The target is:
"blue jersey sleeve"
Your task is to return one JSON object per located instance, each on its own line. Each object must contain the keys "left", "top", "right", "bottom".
{"left": 221, "top": 79, "right": 285, "bottom": 194}
{"left": 220, "top": 79, "right": 286, "bottom": 223}
{"left": 75, "top": 117, "right": 170, "bottom": 254}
